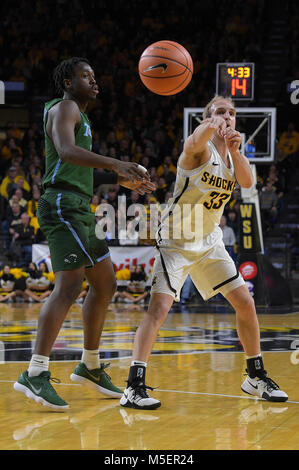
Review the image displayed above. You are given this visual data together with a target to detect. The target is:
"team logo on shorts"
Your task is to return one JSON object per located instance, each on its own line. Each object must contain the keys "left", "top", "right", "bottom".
{"left": 64, "top": 253, "right": 78, "bottom": 264}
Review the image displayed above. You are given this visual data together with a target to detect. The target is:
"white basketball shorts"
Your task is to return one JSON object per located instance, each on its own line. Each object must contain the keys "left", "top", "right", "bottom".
{"left": 150, "top": 241, "right": 245, "bottom": 301}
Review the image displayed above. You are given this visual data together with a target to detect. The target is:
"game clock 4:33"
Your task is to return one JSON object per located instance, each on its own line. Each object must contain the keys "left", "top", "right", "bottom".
{"left": 216, "top": 63, "right": 255, "bottom": 101}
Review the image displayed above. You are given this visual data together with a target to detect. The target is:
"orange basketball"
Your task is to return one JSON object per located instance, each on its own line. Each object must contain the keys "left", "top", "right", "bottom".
{"left": 138, "top": 40, "right": 193, "bottom": 96}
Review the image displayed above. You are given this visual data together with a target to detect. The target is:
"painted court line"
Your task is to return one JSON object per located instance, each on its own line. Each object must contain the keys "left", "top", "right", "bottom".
{"left": 157, "top": 388, "right": 299, "bottom": 404}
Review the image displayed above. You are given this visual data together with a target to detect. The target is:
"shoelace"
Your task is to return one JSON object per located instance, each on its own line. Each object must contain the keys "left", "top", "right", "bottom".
{"left": 50, "top": 377, "right": 61, "bottom": 384}
{"left": 129, "top": 381, "right": 156, "bottom": 399}
{"left": 261, "top": 376, "right": 280, "bottom": 392}
{"left": 39, "top": 371, "right": 61, "bottom": 384}
{"left": 245, "top": 369, "right": 280, "bottom": 391}
{"left": 38, "top": 372, "right": 62, "bottom": 397}
{"left": 99, "top": 362, "right": 112, "bottom": 380}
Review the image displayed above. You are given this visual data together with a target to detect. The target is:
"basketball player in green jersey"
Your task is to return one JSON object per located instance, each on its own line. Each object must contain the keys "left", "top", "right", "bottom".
{"left": 14, "top": 57, "right": 155, "bottom": 410}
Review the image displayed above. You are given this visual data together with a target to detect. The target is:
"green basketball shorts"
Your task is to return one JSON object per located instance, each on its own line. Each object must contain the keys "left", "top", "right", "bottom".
{"left": 37, "top": 188, "right": 110, "bottom": 273}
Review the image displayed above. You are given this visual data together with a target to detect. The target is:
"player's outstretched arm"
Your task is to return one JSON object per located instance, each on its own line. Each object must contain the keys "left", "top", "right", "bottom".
{"left": 50, "top": 100, "right": 146, "bottom": 183}
{"left": 185, "top": 117, "right": 226, "bottom": 155}
{"left": 180, "top": 116, "right": 227, "bottom": 169}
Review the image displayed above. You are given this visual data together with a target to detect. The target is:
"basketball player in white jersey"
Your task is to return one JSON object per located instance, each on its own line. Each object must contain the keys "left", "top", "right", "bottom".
{"left": 120, "top": 96, "right": 288, "bottom": 409}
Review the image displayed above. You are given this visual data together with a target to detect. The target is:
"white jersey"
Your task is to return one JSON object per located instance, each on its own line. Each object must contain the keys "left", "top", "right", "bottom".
{"left": 157, "top": 140, "right": 237, "bottom": 252}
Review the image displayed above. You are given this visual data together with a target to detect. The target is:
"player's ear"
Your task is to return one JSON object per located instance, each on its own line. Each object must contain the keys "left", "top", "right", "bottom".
{"left": 63, "top": 78, "right": 72, "bottom": 92}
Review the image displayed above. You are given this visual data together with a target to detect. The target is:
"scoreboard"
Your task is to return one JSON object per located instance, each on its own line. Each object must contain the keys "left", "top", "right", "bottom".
{"left": 216, "top": 63, "right": 254, "bottom": 101}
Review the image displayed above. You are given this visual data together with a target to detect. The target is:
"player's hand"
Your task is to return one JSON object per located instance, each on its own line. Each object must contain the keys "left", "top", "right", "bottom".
{"left": 224, "top": 127, "right": 242, "bottom": 154}
{"left": 113, "top": 161, "right": 150, "bottom": 183}
{"left": 201, "top": 116, "right": 227, "bottom": 136}
{"left": 118, "top": 177, "right": 156, "bottom": 195}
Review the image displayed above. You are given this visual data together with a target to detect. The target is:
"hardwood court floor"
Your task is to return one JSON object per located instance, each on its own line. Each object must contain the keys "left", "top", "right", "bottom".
{"left": 0, "top": 301, "right": 298, "bottom": 450}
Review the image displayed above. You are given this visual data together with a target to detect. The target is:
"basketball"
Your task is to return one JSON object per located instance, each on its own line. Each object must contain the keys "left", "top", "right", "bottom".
{"left": 138, "top": 40, "right": 193, "bottom": 96}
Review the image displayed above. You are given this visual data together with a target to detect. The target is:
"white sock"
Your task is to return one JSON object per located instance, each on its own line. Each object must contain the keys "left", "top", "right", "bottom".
{"left": 246, "top": 354, "right": 262, "bottom": 359}
{"left": 81, "top": 349, "right": 100, "bottom": 370}
{"left": 131, "top": 360, "right": 147, "bottom": 367}
{"left": 28, "top": 354, "right": 49, "bottom": 377}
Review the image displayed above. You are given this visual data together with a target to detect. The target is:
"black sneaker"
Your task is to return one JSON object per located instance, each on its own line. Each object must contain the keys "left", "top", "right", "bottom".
{"left": 120, "top": 381, "right": 161, "bottom": 410}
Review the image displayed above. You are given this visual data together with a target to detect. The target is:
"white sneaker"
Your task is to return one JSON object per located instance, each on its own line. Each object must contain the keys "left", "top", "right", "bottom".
{"left": 120, "top": 382, "right": 161, "bottom": 410}
{"left": 241, "top": 374, "right": 288, "bottom": 402}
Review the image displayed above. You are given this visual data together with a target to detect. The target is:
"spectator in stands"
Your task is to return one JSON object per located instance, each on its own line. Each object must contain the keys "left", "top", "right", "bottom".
{"left": 157, "top": 156, "right": 177, "bottom": 178}
{"left": 220, "top": 215, "right": 237, "bottom": 260}
{"left": 226, "top": 209, "right": 239, "bottom": 238}
{"left": 155, "top": 177, "right": 168, "bottom": 203}
{"left": 127, "top": 190, "right": 141, "bottom": 207}
{"left": 7, "top": 122, "right": 23, "bottom": 141}
{"left": 139, "top": 193, "right": 160, "bottom": 246}
{"left": 114, "top": 265, "right": 148, "bottom": 304}
{"left": 0, "top": 167, "right": 18, "bottom": 199}
{"left": 9, "top": 212, "right": 35, "bottom": 266}
{"left": 26, "top": 161, "right": 42, "bottom": 187}
{"left": 180, "top": 275, "right": 197, "bottom": 305}
{"left": 157, "top": 165, "right": 176, "bottom": 191}
{"left": 228, "top": 188, "right": 242, "bottom": 213}
{"left": 265, "top": 165, "right": 285, "bottom": 218}
{"left": 105, "top": 186, "right": 119, "bottom": 210}
{"left": 266, "top": 164, "right": 285, "bottom": 195}
{"left": 27, "top": 187, "right": 41, "bottom": 218}
{"left": 259, "top": 182, "right": 279, "bottom": 232}
{"left": 22, "top": 126, "right": 41, "bottom": 154}
{"left": 0, "top": 265, "right": 16, "bottom": 302}
{"left": 24, "top": 262, "right": 52, "bottom": 302}
{"left": 8, "top": 188, "right": 28, "bottom": 211}
{"left": 8, "top": 177, "right": 31, "bottom": 201}
{"left": 3, "top": 201, "right": 24, "bottom": 250}
{"left": 0, "top": 166, "right": 31, "bottom": 200}
{"left": 76, "top": 279, "right": 89, "bottom": 304}
{"left": 278, "top": 122, "right": 299, "bottom": 164}
{"left": 90, "top": 194, "right": 100, "bottom": 213}
{"left": 1, "top": 138, "right": 23, "bottom": 164}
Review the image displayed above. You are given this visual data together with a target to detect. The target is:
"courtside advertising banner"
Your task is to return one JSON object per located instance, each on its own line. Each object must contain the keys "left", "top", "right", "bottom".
{"left": 32, "top": 244, "right": 156, "bottom": 285}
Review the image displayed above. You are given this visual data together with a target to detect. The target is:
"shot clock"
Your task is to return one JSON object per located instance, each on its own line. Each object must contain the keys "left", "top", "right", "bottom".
{"left": 216, "top": 63, "right": 254, "bottom": 101}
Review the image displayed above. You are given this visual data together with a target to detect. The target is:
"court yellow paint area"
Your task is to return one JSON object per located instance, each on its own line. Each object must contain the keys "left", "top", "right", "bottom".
{"left": 0, "top": 352, "right": 298, "bottom": 450}
{"left": 0, "top": 304, "right": 298, "bottom": 450}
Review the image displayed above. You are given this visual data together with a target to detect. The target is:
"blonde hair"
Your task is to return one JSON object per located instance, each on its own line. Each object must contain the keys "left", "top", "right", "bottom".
{"left": 202, "top": 95, "right": 234, "bottom": 119}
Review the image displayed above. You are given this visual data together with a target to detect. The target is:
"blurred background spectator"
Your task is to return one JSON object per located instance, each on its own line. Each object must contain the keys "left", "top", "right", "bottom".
{"left": 114, "top": 264, "right": 149, "bottom": 304}
{"left": 220, "top": 215, "right": 237, "bottom": 261}
{"left": 0, "top": 0, "right": 297, "bottom": 289}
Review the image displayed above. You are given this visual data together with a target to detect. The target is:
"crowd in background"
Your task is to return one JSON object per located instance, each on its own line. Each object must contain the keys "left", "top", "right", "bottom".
{"left": 0, "top": 0, "right": 299, "bottom": 302}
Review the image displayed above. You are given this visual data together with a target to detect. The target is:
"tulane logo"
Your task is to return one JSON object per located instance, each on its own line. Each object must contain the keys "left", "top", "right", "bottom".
{"left": 64, "top": 253, "right": 78, "bottom": 264}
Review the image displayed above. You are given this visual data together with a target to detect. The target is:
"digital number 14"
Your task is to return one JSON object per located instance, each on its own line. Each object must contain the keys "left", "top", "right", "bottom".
{"left": 231, "top": 78, "right": 247, "bottom": 96}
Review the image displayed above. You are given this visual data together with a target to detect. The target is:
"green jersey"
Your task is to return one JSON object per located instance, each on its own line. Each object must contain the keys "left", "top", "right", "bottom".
{"left": 42, "top": 98, "right": 93, "bottom": 198}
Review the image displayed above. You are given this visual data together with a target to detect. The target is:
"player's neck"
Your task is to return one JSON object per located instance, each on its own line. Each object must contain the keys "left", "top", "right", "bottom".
{"left": 211, "top": 134, "right": 228, "bottom": 160}
{"left": 63, "top": 92, "right": 88, "bottom": 112}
